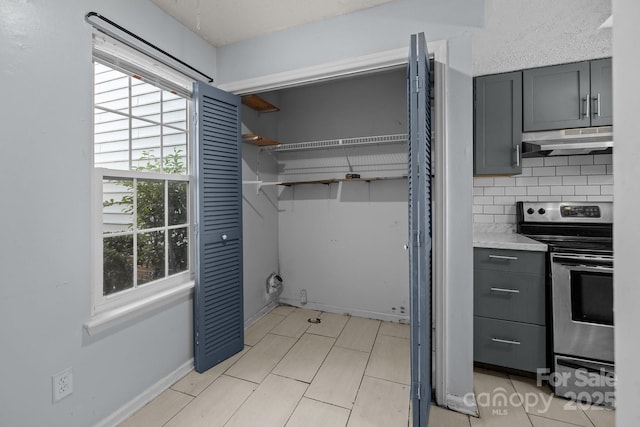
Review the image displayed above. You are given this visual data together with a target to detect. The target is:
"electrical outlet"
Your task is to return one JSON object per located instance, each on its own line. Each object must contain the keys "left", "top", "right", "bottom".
{"left": 52, "top": 367, "right": 73, "bottom": 403}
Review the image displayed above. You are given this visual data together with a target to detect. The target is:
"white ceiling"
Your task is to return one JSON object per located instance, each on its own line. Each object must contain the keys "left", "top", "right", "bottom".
{"left": 151, "top": 0, "right": 396, "bottom": 47}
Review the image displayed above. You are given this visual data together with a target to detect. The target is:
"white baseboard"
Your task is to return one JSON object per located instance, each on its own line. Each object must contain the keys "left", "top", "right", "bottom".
{"left": 277, "top": 297, "right": 409, "bottom": 323}
{"left": 446, "top": 392, "right": 479, "bottom": 417}
{"left": 93, "top": 358, "right": 194, "bottom": 427}
{"left": 95, "top": 302, "right": 278, "bottom": 427}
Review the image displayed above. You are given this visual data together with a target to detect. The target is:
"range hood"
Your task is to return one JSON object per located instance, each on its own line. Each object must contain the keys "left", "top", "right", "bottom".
{"left": 522, "top": 126, "right": 613, "bottom": 157}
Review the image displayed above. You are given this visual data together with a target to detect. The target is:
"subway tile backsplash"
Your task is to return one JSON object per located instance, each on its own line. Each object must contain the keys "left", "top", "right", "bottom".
{"left": 473, "top": 154, "right": 613, "bottom": 225}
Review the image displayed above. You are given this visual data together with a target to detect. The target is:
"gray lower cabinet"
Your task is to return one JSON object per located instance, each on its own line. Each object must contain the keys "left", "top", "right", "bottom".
{"left": 474, "top": 72, "right": 522, "bottom": 175}
{"left": 474, "top": 269, "right": 545, "bottom": 325}
{"left": 474, "top": 247, "right": 546, "bottom": 373}
{"left": 523, "top": 59, "right": 612, "bottom": 131}
{"left": 474, "top": 317, "right": 546, "bottom": 373}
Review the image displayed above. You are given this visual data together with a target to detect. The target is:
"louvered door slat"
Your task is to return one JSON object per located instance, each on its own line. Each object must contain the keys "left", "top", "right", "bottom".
{"left": 193, "top": 83, "right": 244, "bottom": 373}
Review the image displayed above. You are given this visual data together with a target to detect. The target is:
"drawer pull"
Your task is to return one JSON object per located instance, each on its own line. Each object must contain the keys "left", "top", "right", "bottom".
{"left": 488, "top": 255, "right": 518, "bottom": 261}
{"left": 490, "top": 287, "right": 520, "bottom": 294}
{"left": 491, "top": 338, "right": 521, "bottom": 345}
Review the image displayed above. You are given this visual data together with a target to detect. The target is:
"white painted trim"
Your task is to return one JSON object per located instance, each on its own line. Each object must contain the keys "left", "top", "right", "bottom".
{"left": 278, "top": 298, "right": 410, "bottom": 323}
{"left": 433, "top": 53, "right": 449, "bottom": 407}
{"left": 244, "top": 300, "right": 279, "bottom": 328}
{"left": 446, "top": 393, "right": 479, "bottom": 417}
{"left": 93, "top": 358, "right": 194, "bottom": 427}
{"left": 218, "top": 41, "right": 446, "bottom": 95}
{"left": 218, "top": 47, "right": 406, "bottom": 94}
{"left": 84, "top": 281, "right": 194, "bottom": 336}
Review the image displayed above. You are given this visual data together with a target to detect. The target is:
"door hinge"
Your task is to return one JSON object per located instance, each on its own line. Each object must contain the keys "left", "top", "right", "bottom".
{"left": 415, "top": 382, "right": 422, "bottom": 400}
{"left": 195, "top": 331, "right": 199, "bottom": 346}
{"left": 415, "top": 76, "right": 424, "bottom": 93}
{"left": 194, "top": 223, "right": 199, "bottom": 236}
{"left": 193, "top": 111, "right": 198, "bottom": 126}
{"left": 412, "top": 230, "right": 423, "bottom": 247}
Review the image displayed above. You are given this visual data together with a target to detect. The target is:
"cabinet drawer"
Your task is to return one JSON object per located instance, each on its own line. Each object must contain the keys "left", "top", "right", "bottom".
{"left": 474, "top": 269, "right": 545, "bottom": 325}
{"left": 474, "top": 316, "right": 546, "bottom": 373}
{"left": 474, "top": 248, "right": 545, "bottom": 275}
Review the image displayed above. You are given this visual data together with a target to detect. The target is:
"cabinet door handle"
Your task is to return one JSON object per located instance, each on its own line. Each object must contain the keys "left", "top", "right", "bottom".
{"left": 488, "top": 255, "right": 518, "bottom": 261}
{"left": 515, "top": 144, "right": 520, "bottom": 167}
{"left": 490, "top": 287, "right": 520, "bottom": 294}
{"left": 583, "top": 93, "right": 590, "bottom": 118}
{"left": 594, "top": 93, "right": 601, "bottom": 117}
{"left": 491, "top": 338, "right": 521, "bottom": 345}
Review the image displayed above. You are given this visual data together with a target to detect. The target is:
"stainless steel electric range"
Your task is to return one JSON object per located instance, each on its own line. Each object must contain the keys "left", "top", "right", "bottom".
{"left": 517, "top": 201, "right": 615, "bottom": 407}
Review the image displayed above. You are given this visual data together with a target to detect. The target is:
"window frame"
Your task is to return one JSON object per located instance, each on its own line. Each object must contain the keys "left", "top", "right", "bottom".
{"left": 91, "top": 58, "right": 195, "bottom": 316}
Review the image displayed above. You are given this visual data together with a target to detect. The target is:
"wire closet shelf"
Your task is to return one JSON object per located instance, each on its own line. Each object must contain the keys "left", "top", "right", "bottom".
{"left": 265, "top": 133, "right": 408, "bottom": 153}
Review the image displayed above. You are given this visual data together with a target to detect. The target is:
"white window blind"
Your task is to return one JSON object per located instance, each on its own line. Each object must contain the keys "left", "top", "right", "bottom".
{"left": 93, "top": 30, "right": 194, "bottom": 98}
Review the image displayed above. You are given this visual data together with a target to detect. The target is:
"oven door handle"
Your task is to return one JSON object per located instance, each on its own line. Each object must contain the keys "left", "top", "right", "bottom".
{"left": 552, "top": 256, "right": 613, "bottom": 269}
{"left": 556, "top": 358, "right": 615, "bottom": 377}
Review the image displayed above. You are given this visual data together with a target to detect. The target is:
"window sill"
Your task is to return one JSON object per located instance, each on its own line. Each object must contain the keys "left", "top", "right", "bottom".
{"left": 84, "top": 281, "right": 194, "bottom": 336}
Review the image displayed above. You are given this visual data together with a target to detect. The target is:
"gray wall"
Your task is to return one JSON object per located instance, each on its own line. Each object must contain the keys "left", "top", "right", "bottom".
{"left": 0, "top": 2, "right": 216, "bottom": 426}
{"left": 612, "top": 0, "right": 640, "bottom": 425}
{"left": 473, "top": 0, "right": 612, "bottom": 76}
{"left": 241, "top": 101, "right": 281, "bottom": 324}
{"left": 216, "top": 0, "right": 483, "bottom": 84}
{"left": 269, "top": 70, "right": 411, "bottom": 321}
{"left": 273, "top": 70, "right": 407, "bottom": 143}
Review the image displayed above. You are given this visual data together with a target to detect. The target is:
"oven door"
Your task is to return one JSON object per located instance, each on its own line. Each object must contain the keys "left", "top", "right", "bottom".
{"left": 551, "top": 253, "right": 614, "bottom": 362}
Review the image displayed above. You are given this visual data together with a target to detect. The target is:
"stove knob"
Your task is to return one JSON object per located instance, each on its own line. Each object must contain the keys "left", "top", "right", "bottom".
{"left": 538, "top": 208, "right": 546, "bottom": 215}
{"left": 527, "top": 208, "right": 534, "bottom": 215}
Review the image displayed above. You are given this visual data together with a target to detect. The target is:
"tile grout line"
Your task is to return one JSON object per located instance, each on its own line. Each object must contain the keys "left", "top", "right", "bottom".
{"left": 345, "top": 320, "right": 382, "bottom": 426}
{"left": 527, "top": 412, "right": 596, "bottom": 427}
{"left": 218, "top": 374, "right": 262, "bottom": 427}
{"left": 303, "top": 310, "right": 352, "bottom": 389}
{"left": 245, "top": 305, "right": 321, "bottom": 427}
{"left": 244, "top": 311, "right": 288, "bottom": 347}
{"left": 296, "top": 334, "right": 337, "bottom": 387}
{"left": 506, "top": 374, "right": 535, "bottom": 427}
{"left": 229, "top": 306, "right": 310, "bottom": 386}
{"left": 508, "top": 373, "right": 600, "bottom": 427}
{"left": 158, "top": 389, "right": 194, "bottom": 427}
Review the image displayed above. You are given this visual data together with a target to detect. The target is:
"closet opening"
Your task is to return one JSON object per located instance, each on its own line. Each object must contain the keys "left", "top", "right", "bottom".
{"left": 238, "top": 57, "right": 439, "bottom": 417}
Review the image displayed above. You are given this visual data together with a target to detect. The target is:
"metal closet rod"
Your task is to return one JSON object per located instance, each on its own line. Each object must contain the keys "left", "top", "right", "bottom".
{"left": 85, "top": 12, "right": 214, "bottom": 83}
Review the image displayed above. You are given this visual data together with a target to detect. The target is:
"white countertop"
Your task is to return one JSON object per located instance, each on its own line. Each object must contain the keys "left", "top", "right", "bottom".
{"left": 473, "top": 231, "right": 548, "bottom": 252}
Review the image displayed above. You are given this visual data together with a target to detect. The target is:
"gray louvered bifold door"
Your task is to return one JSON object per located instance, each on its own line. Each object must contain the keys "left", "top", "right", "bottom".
{"left": 408, "top": 32, "right": 432, "bottom": 427}
{"left": 193, "top": 81, "right": 244, "bottom": 373}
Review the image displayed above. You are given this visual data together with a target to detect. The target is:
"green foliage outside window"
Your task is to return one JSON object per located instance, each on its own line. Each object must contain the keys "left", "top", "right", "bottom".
{"left": 103, "top": 149, "right": 188, "bottom": 295}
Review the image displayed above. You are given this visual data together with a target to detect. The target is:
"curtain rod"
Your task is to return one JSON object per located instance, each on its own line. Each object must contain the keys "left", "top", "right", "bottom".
{"left": 85, "top": 12, "right": 214, "bottom": 83}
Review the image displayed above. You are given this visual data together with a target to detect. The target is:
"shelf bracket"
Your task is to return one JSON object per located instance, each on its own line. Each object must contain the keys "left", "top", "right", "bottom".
{"left": 339, "top": 139, "right": 354, "bottom": 173}
{"left": 242, "top": 180, "right": 282, "bottom": 195}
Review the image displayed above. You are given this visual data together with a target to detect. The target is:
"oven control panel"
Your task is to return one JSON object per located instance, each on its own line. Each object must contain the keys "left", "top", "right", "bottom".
{"left": 517, "top": 201, "right": 613, "bottom": 223}
{"left": 560, "top": 205, "right": 601, "bottom": 218}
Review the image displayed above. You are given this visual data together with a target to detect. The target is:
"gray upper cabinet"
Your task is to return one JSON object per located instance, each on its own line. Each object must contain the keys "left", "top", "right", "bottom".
{"left": 523, "top": 62, "right": 590, "bottom": 131}
{"left": 523, "top": 59, "right": 612, "bottom": 131}
{"left": 590, "top": 58, "right": 613, "bottom": 127}
{"left": 474, "top": 72, "right": 522, "bottom": 175}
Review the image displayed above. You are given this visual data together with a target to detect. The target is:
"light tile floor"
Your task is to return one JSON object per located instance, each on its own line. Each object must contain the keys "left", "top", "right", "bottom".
{"left": 120, "top": 306, "right": 615, "bottom": 427}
